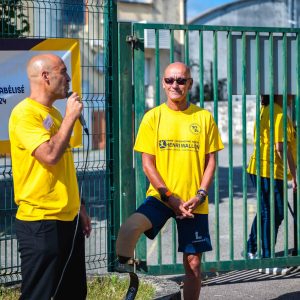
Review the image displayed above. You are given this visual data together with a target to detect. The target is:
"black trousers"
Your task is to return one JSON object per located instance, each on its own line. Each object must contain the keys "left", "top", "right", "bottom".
{"left": 15, "top": 217, "right": 87, "bottom": 300}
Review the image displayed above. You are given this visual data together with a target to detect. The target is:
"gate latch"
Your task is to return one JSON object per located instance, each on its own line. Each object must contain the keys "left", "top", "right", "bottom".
{"left": 126, "top": 35, "right": 139, "bottom": 49}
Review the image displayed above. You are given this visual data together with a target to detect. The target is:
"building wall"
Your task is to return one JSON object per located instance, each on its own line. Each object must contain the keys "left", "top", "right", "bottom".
{"left": 190, "top": 0, "right": 298, "bottom": 27}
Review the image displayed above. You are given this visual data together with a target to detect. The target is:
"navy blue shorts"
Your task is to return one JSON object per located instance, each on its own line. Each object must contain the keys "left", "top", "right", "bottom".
{"left": 136, "top": 196, "right": 212, "bottom": 254}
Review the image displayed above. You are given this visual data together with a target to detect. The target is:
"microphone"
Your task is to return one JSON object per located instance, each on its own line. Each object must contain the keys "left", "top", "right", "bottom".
{"left": 67, "top": 91, "right": 89, "bottom": 134}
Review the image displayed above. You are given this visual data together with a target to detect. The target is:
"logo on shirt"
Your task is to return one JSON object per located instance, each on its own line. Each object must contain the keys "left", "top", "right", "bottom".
{"left": 190, "top": 123, "right": 201, "bottom": 135}
{"left": 158, "top": 139, "right": 200, "bottom": 151}
{"left": 43, "top": 114, "right": 54, "bottom": 130}
{"left": 159, "top": 140, "right": 167, "bottom": 148}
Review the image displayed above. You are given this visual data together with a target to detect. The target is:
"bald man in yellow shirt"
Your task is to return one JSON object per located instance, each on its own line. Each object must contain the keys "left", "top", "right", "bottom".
{"left": 9, "top": 54, "right": 91, "bottom": 300}
{"left": 116, "top": 62, "right": 224, "bottom": 300}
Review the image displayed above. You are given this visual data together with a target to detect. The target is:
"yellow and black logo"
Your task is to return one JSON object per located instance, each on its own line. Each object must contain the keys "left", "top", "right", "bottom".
{"left": 159, "top": 140, "right": 167, "bottom": 148}
{"left": 190, "top": 123, "right": 201, "bottom": 135}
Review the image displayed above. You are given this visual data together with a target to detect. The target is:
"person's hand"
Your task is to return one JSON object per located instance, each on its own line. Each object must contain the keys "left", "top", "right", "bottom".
{"left": 65, "top": 92, "right": 83, "bottom": 121}
{"left": 80, "top": 204, "right": 92, "bottom": 238}
{"left": 168, "top": 195, "right": 194, "bottom": 219}
{"left": 183, "top": 195, "right": 204, "bottom": 212}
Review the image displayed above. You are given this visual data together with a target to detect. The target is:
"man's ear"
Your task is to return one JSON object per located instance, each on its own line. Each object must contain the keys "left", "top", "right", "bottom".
{"left": 42, "top": 71, "right": 49, "bottom": 82}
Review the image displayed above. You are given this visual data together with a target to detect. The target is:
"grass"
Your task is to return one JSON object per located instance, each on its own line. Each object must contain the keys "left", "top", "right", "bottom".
{"left": 0, "top": 275, "right": 155, "bottom": 300}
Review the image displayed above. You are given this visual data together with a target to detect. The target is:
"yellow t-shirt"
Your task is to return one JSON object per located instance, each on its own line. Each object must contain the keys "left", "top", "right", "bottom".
{"left": 134, "top": 103, "right": 224, "bottom": 214}
{"left": 247, "top": 103, "right": 296, "bottom": 180}
{"left": 9, "top": 98, "right": 80, "bottom": 221}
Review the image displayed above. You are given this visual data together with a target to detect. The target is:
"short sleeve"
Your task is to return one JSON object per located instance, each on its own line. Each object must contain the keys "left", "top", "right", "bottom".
{"left": 205, "top": 113, "right": 224, "bottom": 154}
{"left": 14, "top": 114, "right": 50, "bottom": 154}
{"left": 274, "top": 112, "right": 284, "bottom": 143}
{"left": 134, "top": 113, "right": 155, "bottom": 155}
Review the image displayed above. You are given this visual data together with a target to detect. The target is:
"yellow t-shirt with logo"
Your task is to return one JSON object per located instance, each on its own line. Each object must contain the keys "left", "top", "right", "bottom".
{"left": 247, "top": 103, "right": 296, "bottom": 180}
{"left": 9, "top": 98, "right": 80, "bottom": 221}
{"left": 134, "top": 103, "right": 224, "bottom": 214}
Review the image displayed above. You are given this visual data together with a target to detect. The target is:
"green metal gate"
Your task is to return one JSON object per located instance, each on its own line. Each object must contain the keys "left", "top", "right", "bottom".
{"left": 117, "top": 22, "right": 300, "bottom": 275}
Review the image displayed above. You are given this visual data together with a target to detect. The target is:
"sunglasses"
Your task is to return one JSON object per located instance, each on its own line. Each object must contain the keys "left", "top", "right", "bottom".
{"left": 164, "top": 77, "right": 191, "bottom": 85}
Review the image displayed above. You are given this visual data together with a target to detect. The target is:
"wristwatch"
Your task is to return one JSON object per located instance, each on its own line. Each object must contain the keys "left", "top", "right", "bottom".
{"left": 196, "top": 188, "right": 207, "bottom": 205}
{"left": 160, "top": 190, "right": 172, "bottom": 202}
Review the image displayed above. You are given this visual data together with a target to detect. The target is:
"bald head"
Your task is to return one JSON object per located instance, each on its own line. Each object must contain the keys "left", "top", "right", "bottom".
{"left": 27, "top": 54, "right": 63, "bottom": 80}
{"left": 164, "top": 62, "right": 191, "bottom": 78}
{"left": 27, "top": 54, "right": 70, "bottom": 105}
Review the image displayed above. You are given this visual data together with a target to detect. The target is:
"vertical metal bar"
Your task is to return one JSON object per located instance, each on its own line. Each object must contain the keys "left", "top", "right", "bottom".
{"left": 105, "top": 0, "right": 119, "bottom": 271}
{"left": 184, "top": 29, "right": 189, "bottom": 65}
{"left": 155, "top": 29, "right": 160, "bottom": 107}
{"left": 133, "top": 25, "right": 147, "bottom": 263}
{"left": 118, "top": 22, "right": 134, "bottom": 224}
{"left": 213, "top": 30, "right": 220, "bottom": 261}
{"left": 255, "top": 32, "right": 262, "bottom": 258}
{"left": 227, "top": 30, "right": 234, "bottom": 260}
{"left": 282, "top": 33, "right": 289, "bottom": 256}
{"left": 155, "top": 28, "right": 162, "bottom": 265}
{"left": 185, "top": 29, "right": 190, "bottom": 102}
{"left": 169, "top": 28, "right": 177, "bottom": 264}
{"left": 242, "top": 31, "right": 248, "bottom": 256}
{"left": 269, "top": 33, "right": 275, "bottom": 259}
{"left": 297, "top": 32, "right": 300, "bottom": 255}
{"left": 199, "top": 30, "right": 204, "bottom": 107}
{"left": 170, "top": 29, "right": 174, "bottom": 63}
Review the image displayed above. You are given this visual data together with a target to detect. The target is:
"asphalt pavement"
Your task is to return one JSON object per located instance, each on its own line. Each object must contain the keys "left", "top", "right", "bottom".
{"left": 161, "top": 266, "right": 300, "bottom": 300}
{"left": 156, "top": 144, "right": 300, "bottom": 299}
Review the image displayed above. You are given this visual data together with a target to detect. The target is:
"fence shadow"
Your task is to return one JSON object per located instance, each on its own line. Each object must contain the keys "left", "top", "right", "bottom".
{"left": 208, "top": 166, "right": 256, "bottom": 204}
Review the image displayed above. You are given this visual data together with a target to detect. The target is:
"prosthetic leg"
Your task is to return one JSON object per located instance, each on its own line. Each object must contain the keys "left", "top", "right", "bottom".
{"left": 116, "top": 213, "right": 152, "bottom": 300}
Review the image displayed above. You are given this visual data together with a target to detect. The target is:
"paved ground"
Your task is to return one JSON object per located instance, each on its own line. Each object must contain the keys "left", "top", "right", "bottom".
{"left": 162, "top": 266, "right": 300, "bottom": 300}
{"left": 154, "top": 144, "right": 300, "bottom": 299}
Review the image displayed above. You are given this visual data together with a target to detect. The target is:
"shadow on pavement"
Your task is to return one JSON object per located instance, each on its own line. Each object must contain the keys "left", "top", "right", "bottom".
{"left": 208, "top": 166, "right": 257, "bottom": 204}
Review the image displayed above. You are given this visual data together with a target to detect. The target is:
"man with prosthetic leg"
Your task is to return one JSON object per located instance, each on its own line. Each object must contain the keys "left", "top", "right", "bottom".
{"left": 116, "top": 62, "right": 224, "bottom": 300}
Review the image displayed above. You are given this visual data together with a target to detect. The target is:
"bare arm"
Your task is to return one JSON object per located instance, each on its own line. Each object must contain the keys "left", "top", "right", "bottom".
{"left": 183, "top": 152, "right": 216, "bottom": 212}
{"left": 200, "top": 152, "right": 216, "bottom": 192}
{"left": 276, "top": 142, "right": 297, "bottom": 190}
{"left": 142, "top": 152, "right": 194, "bottom": 218}
{"left": 33, "top": 93, "right": 82, "bottom": 165}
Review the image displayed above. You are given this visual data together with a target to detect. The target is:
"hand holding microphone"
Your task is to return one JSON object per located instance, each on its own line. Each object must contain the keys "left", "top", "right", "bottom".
{"left": 66, "top": 91, "right": 89, "bottom": 134}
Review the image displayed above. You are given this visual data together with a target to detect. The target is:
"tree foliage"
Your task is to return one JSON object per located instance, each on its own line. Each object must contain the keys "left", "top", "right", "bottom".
{"left": 0, "top": 0, "right": 30, "bottom": 37}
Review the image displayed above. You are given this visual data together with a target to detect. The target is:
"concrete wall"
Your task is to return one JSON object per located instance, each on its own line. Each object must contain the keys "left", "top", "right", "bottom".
{"left": 203, "top": 98, "right": 256, "bottom": 144}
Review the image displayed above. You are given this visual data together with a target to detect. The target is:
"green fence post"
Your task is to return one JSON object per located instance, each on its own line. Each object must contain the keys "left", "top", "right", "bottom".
{"left": 105, "top": 0, "right": 119, "bottom": 272}
{"left": 118, "top": 22, "right": 135, "bottom": 226}
{"left": 133, "top": 25, "right": 147, "bottom": 266}
{"left": 227, "top": 30, "right": 234, "bottom": 261}
{"left": 269, "top": 33, "right": 275, "bottom": 259}
{"left": 213, "top": 30, "right": 220, "bottom": 261}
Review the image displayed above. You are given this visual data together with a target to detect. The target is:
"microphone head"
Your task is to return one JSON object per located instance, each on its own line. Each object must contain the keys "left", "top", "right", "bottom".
{"left": 66, "top": 91, "right": 73, "bottom": 98}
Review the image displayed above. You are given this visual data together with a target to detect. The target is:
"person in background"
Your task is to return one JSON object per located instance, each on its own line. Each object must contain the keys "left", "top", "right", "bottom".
{"left": 247, "top": 94, "right": 297, "bottom": 259}
{"left": 116, "top": 62, "right": 224, "bottom": 300}
{"left": 9, "top": 54, "right": 92, "bottom": 300}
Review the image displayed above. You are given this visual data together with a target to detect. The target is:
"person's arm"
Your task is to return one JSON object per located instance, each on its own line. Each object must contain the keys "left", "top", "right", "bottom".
{"left": 142, "top": 152, "right": 194, "bottom": 218}
{"left": 276, "top": 142, "right": 297, "bottom": 190}
{"left": 33, "top": 93, "right": 82, "bottom": 165}
{"left": 183, "top": 152, "right": 216, "bottom": 212}
{"left": 80, "top": 203, "right": 92, "bottom": 238}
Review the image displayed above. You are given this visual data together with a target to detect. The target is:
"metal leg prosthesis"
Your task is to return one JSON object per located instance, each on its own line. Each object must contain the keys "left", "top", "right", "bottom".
{"left": 116, "top": 213, "right": 152, "bottom": 300}
{"left": 116, "top": 257, "right": 140, "bottom": 300}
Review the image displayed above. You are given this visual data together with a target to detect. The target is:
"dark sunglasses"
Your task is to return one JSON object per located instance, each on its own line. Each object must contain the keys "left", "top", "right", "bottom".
{"left": 164, "top": 77, "right": 191, "bottom": 85}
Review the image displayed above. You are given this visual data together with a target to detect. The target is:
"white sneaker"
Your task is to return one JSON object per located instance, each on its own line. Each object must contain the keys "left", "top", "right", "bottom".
{"left": 241, "top": 251, "right": 257, "bottom": 259}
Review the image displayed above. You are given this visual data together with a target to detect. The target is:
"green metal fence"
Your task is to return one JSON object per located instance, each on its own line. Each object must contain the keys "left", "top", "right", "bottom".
{"left": 0, "top": 0, "right": 117, "bottom": 283}
{"left": 1, "top": 2, "right": 300, "bottom": 282}
{"left": 117, "top": 23, "right": 300, "bottom": 275}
